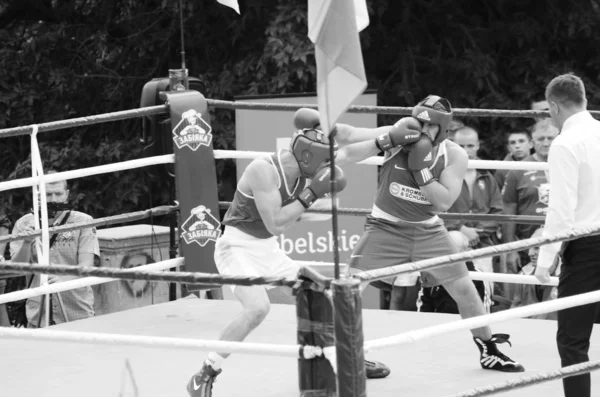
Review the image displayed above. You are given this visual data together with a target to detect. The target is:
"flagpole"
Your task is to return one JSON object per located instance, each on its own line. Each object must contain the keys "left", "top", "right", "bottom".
{"left": 178, "top": 0, "right": 189, "bottom": 90}
{"left": 327, "top": 128, "right": 341, "bottom": 280}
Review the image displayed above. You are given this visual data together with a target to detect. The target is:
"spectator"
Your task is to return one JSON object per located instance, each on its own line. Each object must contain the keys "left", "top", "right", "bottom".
{"left": 494, "top": 130, "right": 534, "bottom": 189}
{"left": 417, "top": 231, "right": 492, "bottom": 314}
{"left": 501, "top": 119, "right": 558, "bottom": 277}
{"left": 0, "top": 209, "right": 11, "bottom": 327}
{"left": 510, "top": 227, "right": 559, "bottom": 320}
{"left": 531, "top": 98, "right": 550, "bottom": 123}
{"left": 446, "top": 126, "right": 503, "bottom": 292}
{"left": 11, "top": 173, "right": 99, "bottom": 328}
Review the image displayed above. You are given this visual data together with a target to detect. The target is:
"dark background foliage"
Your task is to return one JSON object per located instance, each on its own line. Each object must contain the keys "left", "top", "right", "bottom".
{"left": 1, "top": 0, "right": 599, "bottom": 223}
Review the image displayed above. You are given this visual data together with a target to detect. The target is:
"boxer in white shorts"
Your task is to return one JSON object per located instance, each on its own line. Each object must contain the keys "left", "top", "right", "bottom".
{"left": 187, "top": 109, "right": 388, "bottom": 397}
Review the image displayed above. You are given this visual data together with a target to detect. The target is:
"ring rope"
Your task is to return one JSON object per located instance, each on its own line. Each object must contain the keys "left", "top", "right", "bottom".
{"left": 205, "top": 99, "right": 564, "bottom": 118}
{"left": 356, "top": 223, "right": 600, "bottom": 283}
{"left": 212, "top": 149, "right": 548, "bottom": 171}
{"left": 444, "top": 360, "right": 600, "bottom": 397}
{"left": 0, "top": 204, "right": 178, "bottom": 244}
{"left": 0, "top": 326, "right": 322, "bottom": 358}
{"left": 0, "top": 201, "right": 543, "bottom": 248}
{"left": 364, "top": 288, "right": 600, "bottom": 352}
{"left": 0, "top": 105, "right": 167, "bottom": 138}
{"left": 293, "top": 260, "right": 557, "bottom": 287}
{"left": 2, "top": 100, "right": 597, "bottom": 139}
{"left": 0, "top": 261, "right": 299, "bottom": 288}
{"left": 0, "top": 154, "right": 174, "bottom": 193}
{"left": 217, "top": 201, "right": 545, "bottom": 225}
{"left": 0, "top": 258, "right": 182, "bottom": 305}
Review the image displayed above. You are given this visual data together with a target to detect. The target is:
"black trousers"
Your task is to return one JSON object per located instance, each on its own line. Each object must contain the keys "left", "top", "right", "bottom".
{"left": 557, "top": 235, "right": 600, "bottom": 397}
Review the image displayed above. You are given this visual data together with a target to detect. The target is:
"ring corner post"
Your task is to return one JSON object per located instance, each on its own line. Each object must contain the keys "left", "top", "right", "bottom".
{"left": 332, "top": 277, "right": 366, "bottom": 397}
{"left": 166, "top": 91, "right": 220, "bottom": 295}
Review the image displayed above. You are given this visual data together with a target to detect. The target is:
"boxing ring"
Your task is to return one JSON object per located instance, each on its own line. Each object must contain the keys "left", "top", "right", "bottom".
{"left": 2, "top": 99, "right": 600, "bottom": 397}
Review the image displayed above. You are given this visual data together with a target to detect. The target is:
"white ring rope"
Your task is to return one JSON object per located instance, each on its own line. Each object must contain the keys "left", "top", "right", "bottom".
{"left": 0, "top": 154, "right": 175, "bottom": 193}
{"left": 363, "top": 289, "right": 600, "bottom": 352}
{"left": 0, "top": 258, "right": 183, "bottom": 305}
{"left": 295, "top": 260, "right": 558, "bottom": 286}
{"left": 0, "top": 151, "right": 546, "bottom": 194}
{"left": 445, "top": 360, "right": 600, "bottom": 397}
{"left": 212, "top": 150, "right": 547, "bottom": 171}
{"left": 0, "top": 326, "right": 322, "bottom": 358}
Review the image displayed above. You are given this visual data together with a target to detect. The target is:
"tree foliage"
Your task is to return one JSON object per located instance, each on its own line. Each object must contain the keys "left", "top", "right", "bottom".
{"left": 1, "top": 0, "right": 599, "bottom": 222}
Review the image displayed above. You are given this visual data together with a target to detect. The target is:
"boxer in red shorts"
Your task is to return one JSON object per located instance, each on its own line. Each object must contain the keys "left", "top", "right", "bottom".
{"left": 336, "top": 95, "right": 525, "bottom": 374}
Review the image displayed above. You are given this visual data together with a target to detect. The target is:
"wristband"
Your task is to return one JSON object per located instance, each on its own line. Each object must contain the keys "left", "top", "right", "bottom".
{"left": 297, "top": 188, "right": 317, "bottom": 209}
{"left": 375, "top": 133, "right": 392, "bottom": 152}
{"left": 412, "top": 168, "right": 435, "bottom": 186}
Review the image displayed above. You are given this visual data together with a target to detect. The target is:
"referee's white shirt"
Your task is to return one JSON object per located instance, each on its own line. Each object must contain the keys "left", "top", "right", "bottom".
{"left": 538, "top": 110, "right": 600, "bottom": 268}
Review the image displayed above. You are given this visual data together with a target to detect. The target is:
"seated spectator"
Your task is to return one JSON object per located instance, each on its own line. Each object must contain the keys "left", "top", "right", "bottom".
{"left": 494, "top": 130, "right": 533, "bottom": 189}
{"left": 417, "top": 231, "right": 492, "bottom": 314}
{"left": 510, "top": 228, "right": 559, "bottom": 320}
{"left": 11, "top": 173, "right": 100, "bottom": 328}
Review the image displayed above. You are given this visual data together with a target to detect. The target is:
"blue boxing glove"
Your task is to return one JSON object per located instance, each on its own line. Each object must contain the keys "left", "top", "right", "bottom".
{"left": 407, "top": 135, "right": 435, "bottom": 186}
{"left": 375, "top": 117, "right": 422, "bottom": 152}
{"left": 294, "top": 108, "right": 321, "bottom": 130}
{"left": 297, "top": 166, "right": 347, "bottom": 208}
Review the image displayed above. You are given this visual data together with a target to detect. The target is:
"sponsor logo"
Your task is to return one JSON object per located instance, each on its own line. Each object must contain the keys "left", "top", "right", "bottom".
{"left": 389, "top": 182, "right": 431, "bottom": 205}
{"left": 181, "top": 205, "right": 221, "bottom": 247}
{"left": 423, "top": 152, "right": 432, "bottom": 162}
{"left": 172, "top": 109, "right": 213, "bottom": 151}
{"left": 394, "top": 164, "right": 407, "bottom": 170}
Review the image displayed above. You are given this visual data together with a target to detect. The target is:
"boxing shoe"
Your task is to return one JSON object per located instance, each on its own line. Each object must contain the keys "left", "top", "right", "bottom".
{"left": 365, "top": 359, "right": 391, "bottom": 379}
{"left": 186, "top": 362, "right": 222, "bottom": 397}
{"left": 473, "top": 333, "right": 525, "bottom": 373}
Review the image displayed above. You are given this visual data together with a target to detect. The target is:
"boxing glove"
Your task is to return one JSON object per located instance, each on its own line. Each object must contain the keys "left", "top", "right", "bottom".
{"left": 375, "top": 117, "right": 422, "bottom": 152}
{"left": 294, "top": 108, "right": 321, "bottom": 130}
{"left": 297, "top": 166, "right": 347, "bottom": 209}
{"left": 407, "top": 135, "right": 435, "bottom": 186}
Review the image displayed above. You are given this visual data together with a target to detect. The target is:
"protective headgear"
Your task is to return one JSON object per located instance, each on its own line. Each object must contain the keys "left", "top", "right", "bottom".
{"left": 411, "top": 95, "right": 453, "bottom": 146}
{"left": 290, "top": 128, "right": 337, "bottom": 179}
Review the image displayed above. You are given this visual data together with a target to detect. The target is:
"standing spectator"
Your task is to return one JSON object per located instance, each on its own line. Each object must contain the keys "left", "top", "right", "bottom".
{"left": 447, "top": 127, "right": 503, "bottom": 276}
{"left": 494, "top": 130, "right": 534, "bottom": 189}
{"left": 0, "top": 209, "right": 11, "bottom": 327}
{"left": 535, "top": 73, "right": 600, "bottom": 397}
{"left": 501, "top": 119, "right": 558, "bottom": 275}
{"left": 11, "top": 173, "right": 99, "bottom": 327}
{"left": 510, "top": 227, "right": 559, "bottom": 320}
{"left": 531, "top": 98, "right": 550, "bottom": 123}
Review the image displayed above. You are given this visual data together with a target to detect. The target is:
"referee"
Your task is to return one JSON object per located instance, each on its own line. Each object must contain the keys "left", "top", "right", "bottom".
{"left": 535, "top": 73, "right": 600, "bottom": 397}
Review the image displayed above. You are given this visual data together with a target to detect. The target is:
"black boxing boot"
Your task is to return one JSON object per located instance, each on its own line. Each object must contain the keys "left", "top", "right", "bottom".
{"left": 365, "top": 359, "right": 391, "bottom": 379}
{"left": 473, "top": 333, "right": 525, "bottom": 373}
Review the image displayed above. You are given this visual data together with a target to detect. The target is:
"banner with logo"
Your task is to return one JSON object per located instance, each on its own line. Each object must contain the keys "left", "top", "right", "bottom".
{"left": 168, "top": 91, "right": 221, "bottom": 291}
{"left": 233, "top": 92, "right": 383, "bottom": 308}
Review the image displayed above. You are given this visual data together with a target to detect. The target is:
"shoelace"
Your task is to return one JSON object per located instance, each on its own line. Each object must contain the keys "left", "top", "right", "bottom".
{"left": 489, "top": 333, "right": 512, "bottom": 347}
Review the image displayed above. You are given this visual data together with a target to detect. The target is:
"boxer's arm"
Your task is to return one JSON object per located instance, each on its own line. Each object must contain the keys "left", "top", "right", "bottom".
{"left": 335, "top": 123, "right": 393, "bottom": 146}
{"left": 335, "top": 139, "right": 381, "bottom": 166}
{"left": 419, "top": 144, "right": 468, "bottom": 212}
{"left": 247, "top": 161, "right": 305, "bottom": 236}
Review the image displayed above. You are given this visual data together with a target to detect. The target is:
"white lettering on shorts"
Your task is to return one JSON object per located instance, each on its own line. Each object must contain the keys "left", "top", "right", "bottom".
{"left": 389, "top": 182, "right": 431, "bottom": 205}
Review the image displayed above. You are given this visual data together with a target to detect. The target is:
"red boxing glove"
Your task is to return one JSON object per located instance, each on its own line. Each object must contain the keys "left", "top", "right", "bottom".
{"left": 407, "top": 135, "right": 435, "bottom": 186}
{"left": 294, "top": 108, "right": 321, "bottom": 130}
{"left": 297, "top": 166, "right": 347, "bottom": 208}
{"left": 375, "top": 117, "right": 422, "bottom": 152}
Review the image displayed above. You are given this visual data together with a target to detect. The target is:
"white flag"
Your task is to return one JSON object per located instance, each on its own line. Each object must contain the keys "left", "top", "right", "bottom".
{"left": 217, "top": 0, "right": 240, "bottom": 14}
